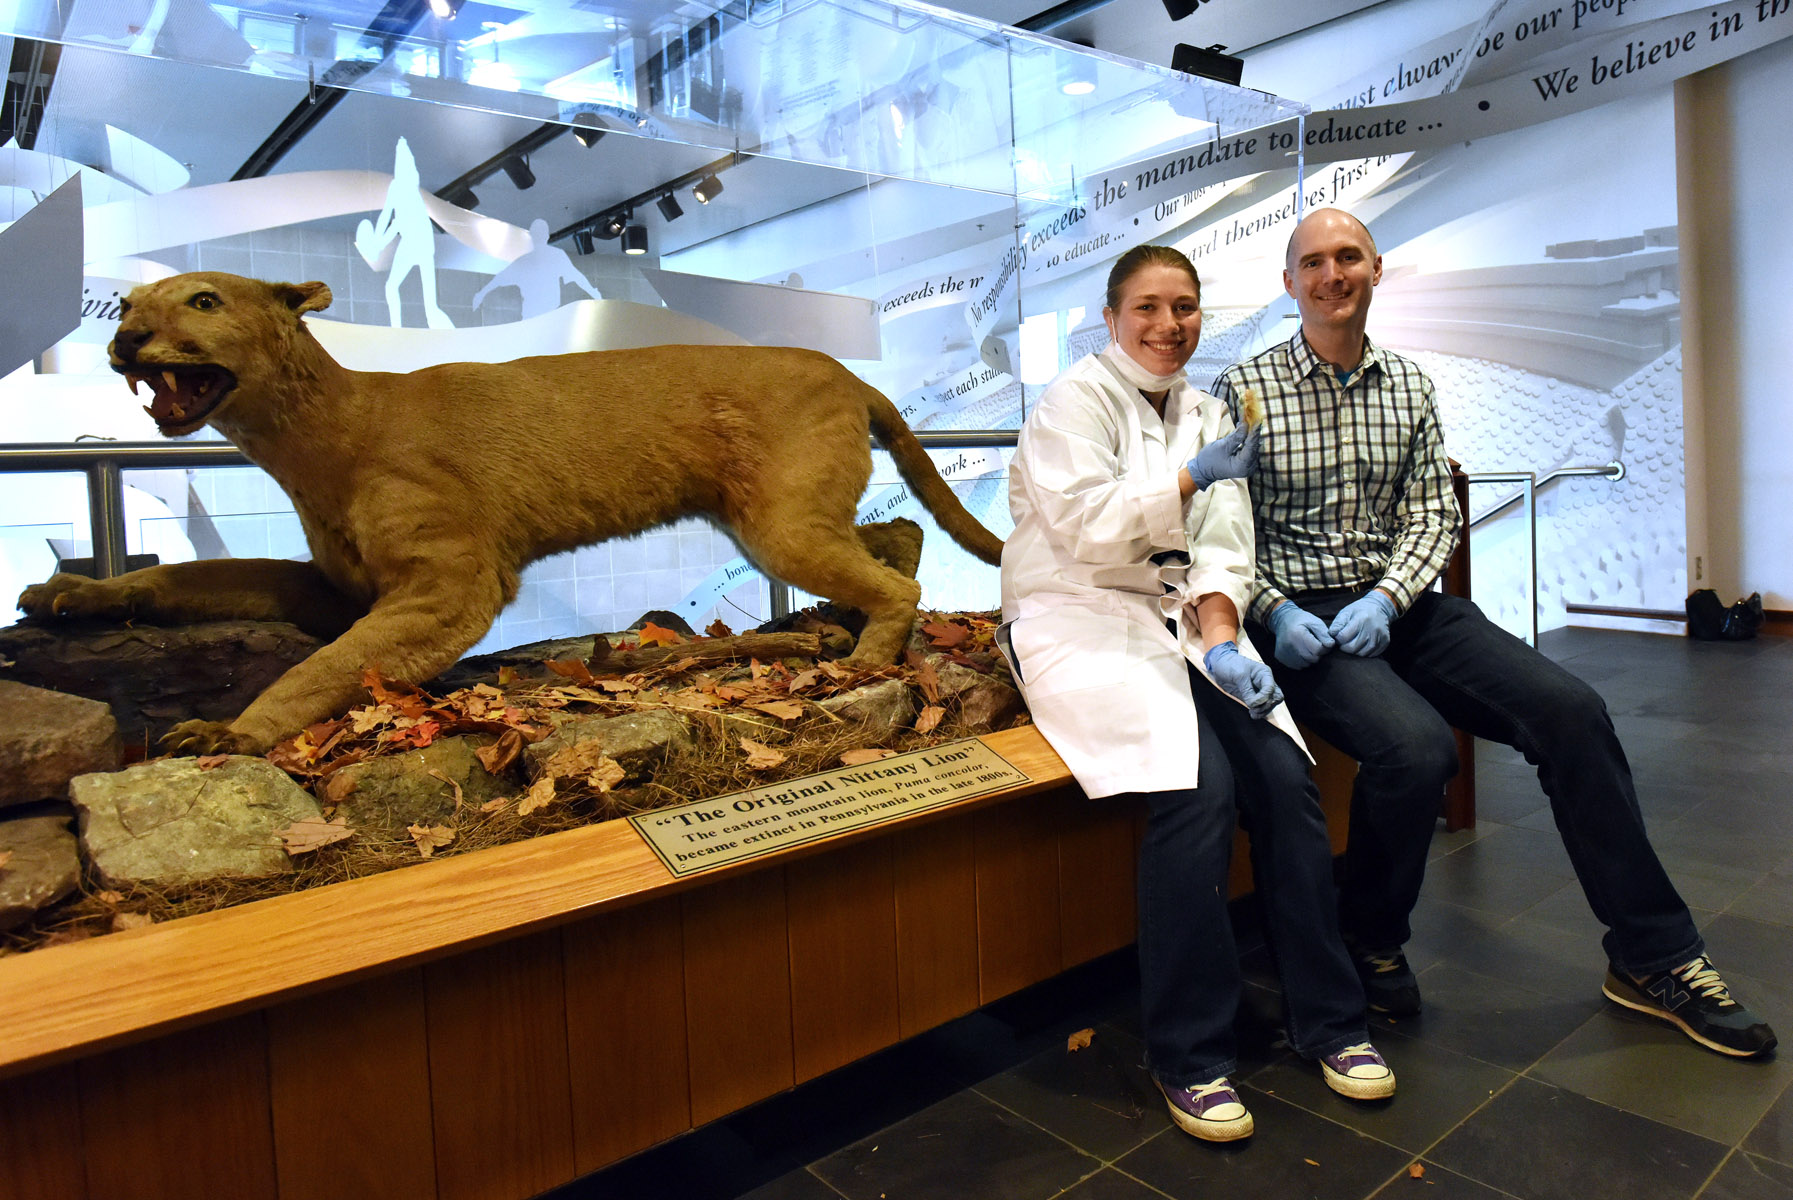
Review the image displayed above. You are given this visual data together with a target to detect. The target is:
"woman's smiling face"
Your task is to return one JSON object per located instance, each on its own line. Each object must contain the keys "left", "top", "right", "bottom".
{"left": 1104, "top": 262, "right": 1202, "bottom": 377}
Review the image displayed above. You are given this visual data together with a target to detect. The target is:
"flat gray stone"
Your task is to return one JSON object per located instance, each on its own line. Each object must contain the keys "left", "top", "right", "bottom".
{"left": 525, "top": 709, "right": 694, "bottom": 780}
{"left": 327, "top": 736, "right": 513, "bottom": 834}
{"left": 935, "top": 662, "right": 1026, "bottom": 733}
{"left": 818, "top": 677, "right": 919, "bottom": 729}
{"left": 0, "top": 680, "right": 120, "bottom": 809}
{"left": 70, "top": 756, "right": 323, "bottom": 890}
{"left": 0, "top": 809, "right": 81, "bottom": 931}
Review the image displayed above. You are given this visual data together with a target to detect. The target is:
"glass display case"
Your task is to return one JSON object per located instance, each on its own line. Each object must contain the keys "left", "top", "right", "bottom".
{"left": 0, "top": 0, "right": 1306, "bottom": 649}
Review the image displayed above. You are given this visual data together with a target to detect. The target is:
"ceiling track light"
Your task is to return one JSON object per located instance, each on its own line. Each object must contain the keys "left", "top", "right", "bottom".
{"left": 427, "top": 0, "right": 462, "bottom": 18}
{"left": 622, "top": 225, "right": 649, "bottom": 255}
{"left": 441, "top": 185, "right": 478, "bottom": 210}
{"left": 656, "top": 192, "right": 684, "bottom": 222}
{"left": 600, "top": 210, "right": 629, "bottom": 238}
{"left": 571, "top": 112, "right": 606, "bottom": 148}
{"left": 572, "top": 227, "right": 595, "bottom": 254}
{"left": 691, "top": 173, "right": 723, "bottom": 204}
{"left": 500, "top": 155, "right": 536, "bottom": 189}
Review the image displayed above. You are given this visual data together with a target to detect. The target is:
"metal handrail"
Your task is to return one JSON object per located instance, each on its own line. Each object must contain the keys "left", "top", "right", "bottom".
{"left": 1, "top": 432, "right": 1018, "bottom": 603}
{"left": 1460, "top": 461, "right": 1626, "bottom": 646}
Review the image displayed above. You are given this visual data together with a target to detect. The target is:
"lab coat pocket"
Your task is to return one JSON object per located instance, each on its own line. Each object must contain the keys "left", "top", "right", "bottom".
{"left": 1008, "top": 609, "right": 1134, "bottom": 700}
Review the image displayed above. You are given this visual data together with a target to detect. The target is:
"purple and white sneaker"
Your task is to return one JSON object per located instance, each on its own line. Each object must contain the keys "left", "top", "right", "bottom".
{"left": 1157, "top": 1075, "right": 1254, "bottom": 1141}
{"left": 1319, "top": 1042, "right": 1396, "bottom": 1100}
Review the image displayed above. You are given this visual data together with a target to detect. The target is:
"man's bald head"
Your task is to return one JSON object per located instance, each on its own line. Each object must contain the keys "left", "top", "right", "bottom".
{"left": 1286, "top": 207, "right": 1377, "bottom": 271}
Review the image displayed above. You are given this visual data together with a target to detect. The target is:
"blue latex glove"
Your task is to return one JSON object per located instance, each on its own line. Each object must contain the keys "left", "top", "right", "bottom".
{"left": 1329, "top": 590, "right": 1398, "bottom": 657}
{"left": 1203, "top": 640, "right": 1283, "bottom": 719}
{"left": 1266, "top": 600, "right": 1335, "bottom": 669}
{"left": 1185, "top": 422, "right": 1262, "bottom": 491}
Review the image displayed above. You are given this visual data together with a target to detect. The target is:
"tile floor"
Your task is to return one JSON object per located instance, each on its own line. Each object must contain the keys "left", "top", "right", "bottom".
{"left": 548, "top": 627, "right": 1793, "bottom": 1200}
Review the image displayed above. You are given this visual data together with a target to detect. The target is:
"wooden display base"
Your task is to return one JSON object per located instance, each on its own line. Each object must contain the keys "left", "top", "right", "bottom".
{"left": 0, "top": 726, "right": 1357, "bottom": 1200}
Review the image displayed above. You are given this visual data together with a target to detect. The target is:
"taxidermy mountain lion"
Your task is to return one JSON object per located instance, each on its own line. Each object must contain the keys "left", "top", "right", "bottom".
{"left": 18, "top": 272, "right": 1004, "bottom": 756}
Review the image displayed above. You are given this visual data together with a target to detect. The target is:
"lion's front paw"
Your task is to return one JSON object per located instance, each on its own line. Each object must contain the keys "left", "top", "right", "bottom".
{"left": 160, "top": 719, "right": 266, "bottom": 758}
{"left": 17, "top": 572, "right": 144, "bottom": 622}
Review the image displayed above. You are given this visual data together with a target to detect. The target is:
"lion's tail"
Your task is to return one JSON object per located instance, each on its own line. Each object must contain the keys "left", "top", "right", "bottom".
{"left": 863, "top": 386, "right": 1004, "bottom": 566}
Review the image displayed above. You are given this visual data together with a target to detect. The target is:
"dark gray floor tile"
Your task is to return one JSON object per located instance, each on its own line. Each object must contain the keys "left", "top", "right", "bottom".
{"left": 1741, "top": 1076, "right": 1793, "bottom": 1168}
{"left": 1512, "top": 878, "right": 1618, "bottom": 942}
{"left": 1368, "top": 1162, "right": 1516, "bottom": 1199}
{"left": 1373, "top": 961, "right": 1602, "bottom": 1069}
{"left": 1419, "top": 843, "right": 1577, "bottom": 920}
{"left": 1531, "top": 1006, "right": 1793, "bottom": 1145}
{"left": 1057, "top": 1167, "right": 1174, "bottom": 1199}
{"left": 1700, "top": 1152, "right": 1793, "bottom": 1200}
{"left": 1656, "top": 857, "right": 1774, "bottom": 917}
{"left": 1113, "top": 1089, "right": 1410, "bottom": 1200}
{"left": 809, "top": 1090, "right": 1096, "bottom": 1200}
{"left": 1403, "top": 897, "right": 1509, "bottom": 974}
{"left": 973, "top": 1023, "right": 1168, "bottom": 1162}
{"left": 1725, "top": 873, "right": 1793, "bottom": 928}
{"left": 1699, "top": 914, "right": 1793, "bottom": 995}
{"left": 738, "top": 1169, "right": 848, "bottom": 1200}
{"left": 1426, "top": 914, "right": 1607, "bottom": 1004}
{"left": 1653, "top": 817, "right": 1793, "bottom": 875}
{"left": 1442, "top": 823, "right": 1578, "bottom": 877}
{"left": 1244, "top": 1026, "right": 1513, "bottom": 1153}
{"left": 1429, "top": 1077, "right": 1727, "bottom": 1200}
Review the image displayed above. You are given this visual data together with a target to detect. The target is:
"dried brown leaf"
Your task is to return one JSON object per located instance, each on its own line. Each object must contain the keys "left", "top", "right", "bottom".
{"left": 406, "top": 823, "right": 456, "bottom": 857}
{"left": 840, "top": 748, "right": 897, "bottom": 766}
{"left": 750, "top": 699, "right": 805, "bottom": 722}
{"left": 1066, "top": 1028, "right": 1094, "bottom": 1052}
{"left": 280, "top": 815, "right": 354, "bottom": 855}
{"left": 921, "top": 620, "right": 971, "bottom": 649}
{"left": 322, "top": 771, "right": 360, "bottom": 806}
{"left": 111, "top": 911, "right": 156, "bottom": 933}
{"left": 475, "top": 727, "right": 525, "bottom": 774}
{"left": 740, "top": 737, "right": 788, "bottom": 770}
{"left": 195, "top": 754, "right": 231, "bottom": 770}
{"left": 637, "top": 621, "right": 684, "bottom": 647}
{"left": 705, "top": 618, "right": 735, "bottom": 638}
{"left": 545, "top": 657, "right": 596, "bottom": 686}
{"left": 479, "top": 796, "right": 512, "bottom": 814}
{"left": 94, "top": 889, "right": 123, "bottom": 904}
{"left": 427, "top": 768, "right": 466, "bottom": 813}
{"left": 587, "top": 757, "right": 626, "bottom": 792}
{"left": 0, "top": 850, "right": 12, "bottom": 872}
{"left": 1407, "top": 1163, "right": 1425, "bottom": 1179}
{"left": 517, "top": 776, "right": 558, "bottom": 817}
{"left": 914, "top": 705, "right": 946, "bottom": 734}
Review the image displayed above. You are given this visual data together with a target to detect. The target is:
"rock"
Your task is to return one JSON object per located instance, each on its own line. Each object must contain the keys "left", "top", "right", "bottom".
{"left": 945, "top": 672, "right": 1027, "bottom": 733}
{"left": 325, "top": 736, "right": 513, "bottom": 834}
{"left": 525, "top": 710, "right": 694, "bottom": 781}
{"left": 0, "top": 620, "right": 320, "bottom": 748}
{"left": 430, "top": 634, "right": 602, "bottom": 691}
{"left": 70, "top": 756, "right": 323, "bottom": 890}
{"left": 819, "top": 678, "right": 919, "bottom": 729}
{"left": 0, "top": 680, "right": 121, "bottom": 809}
{"left": 0, "top": 807, "right": 81, "bottom": 931}
{"left": 628, "top": 610, "right": 697, "bottom": 636}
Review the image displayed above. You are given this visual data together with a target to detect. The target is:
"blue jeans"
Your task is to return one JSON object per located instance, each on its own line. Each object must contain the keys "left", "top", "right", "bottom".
{"left": 1128, "top": 666, "right": 1366, "bottom": 1087}
{"left": 1247, "top": 589, "right": 1701, "bottom": 975}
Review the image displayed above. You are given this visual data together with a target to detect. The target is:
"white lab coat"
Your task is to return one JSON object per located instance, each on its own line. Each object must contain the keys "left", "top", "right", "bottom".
{"left": 1000, "top": 347, "right": 1306, "bottom": 799}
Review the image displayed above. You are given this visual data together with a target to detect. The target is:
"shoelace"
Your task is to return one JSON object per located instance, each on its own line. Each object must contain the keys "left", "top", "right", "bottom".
{"left": 1332, "top": 1042, "right": 1381, "bottom": 1062}
{"left": 1673, "top": 957, "right": 1736, "bottom": 1006}
{"left": 1364, "top": 953, "right": 1404, "bottom": 975}
{"left": 1184, "top": 1078, "right": 1237, "bottom": 1102}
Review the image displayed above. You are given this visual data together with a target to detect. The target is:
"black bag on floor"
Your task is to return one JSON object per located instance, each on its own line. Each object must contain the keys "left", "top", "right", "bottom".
{"left": 1686, "top": 588, "right": 1763, "bottom": 640}
{"left": 1724, "top": 592, "right": 1764, "bottom": 640}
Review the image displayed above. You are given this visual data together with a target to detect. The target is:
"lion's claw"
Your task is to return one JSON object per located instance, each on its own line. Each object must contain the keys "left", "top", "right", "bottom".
{"left": 18, "top": 573, "right": 140, "bottom": 623}
{"left": 160, "top": 719, "right": 261, "bottom": 758}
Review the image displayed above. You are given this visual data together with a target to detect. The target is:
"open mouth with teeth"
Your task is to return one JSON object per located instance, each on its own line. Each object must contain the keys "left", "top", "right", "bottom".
{"left": 121, "top": 365, "right": 237, "bottom": 432}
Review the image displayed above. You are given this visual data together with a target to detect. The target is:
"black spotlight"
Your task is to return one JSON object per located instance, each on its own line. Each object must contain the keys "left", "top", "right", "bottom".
{"left": 601, "top": 211, "right": 629, "bottom": 238}
{"left": 500, "top": 155, "right": 536, "bottom": 189}
{"left": 427, "top": 0, "right": 462, "bottom": 18}
{"left": 441, "top": 185, "right": 478, "bottom": 209}
{"left": 1170, "top": 43, "right": 1243, "bottom": 85}
{"left": 622, "top": 224, "right": 649, "bottom": 256}
{"left": 1160, "top": 0, "right": 1200, "bottom": 19}
{"left": 571, "top": 114, "right": 606, "bottom": 148}
{"left": 656, "top": 193, "right": 684, "bottom": 221}
{"left": 692, "top": 173, "right": 724, "bottom": 204}
{"left": 572, "top": 227, "right": 595, "bottom": 255}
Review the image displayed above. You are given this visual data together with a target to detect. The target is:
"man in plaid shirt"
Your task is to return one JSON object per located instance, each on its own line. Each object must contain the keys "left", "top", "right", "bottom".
{"left": 1210, "top": 208, "right": 1774, "bottom": 1059}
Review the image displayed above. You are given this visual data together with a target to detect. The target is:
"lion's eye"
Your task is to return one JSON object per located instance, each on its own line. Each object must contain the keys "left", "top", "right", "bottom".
{"left": 190, "top": 293, "right": 220, "bottom": 310}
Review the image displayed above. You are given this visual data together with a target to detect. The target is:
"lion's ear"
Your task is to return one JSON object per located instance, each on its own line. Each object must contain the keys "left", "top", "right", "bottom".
{"left": 276, "top": 281, "right": 333, "bottom": 315}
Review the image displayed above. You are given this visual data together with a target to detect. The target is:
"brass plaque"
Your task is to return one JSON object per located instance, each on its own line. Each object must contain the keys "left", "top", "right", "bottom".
{"left": 631, "top": 738, "right": 1030, "bottom": 878}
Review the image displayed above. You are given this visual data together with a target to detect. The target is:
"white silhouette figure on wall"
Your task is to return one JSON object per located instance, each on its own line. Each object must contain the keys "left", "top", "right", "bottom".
{"left": 471, "top": 219, "right": 601, "bottom": 319}
{"left": 354, "top": 137, "right": 452, "bottom": 329}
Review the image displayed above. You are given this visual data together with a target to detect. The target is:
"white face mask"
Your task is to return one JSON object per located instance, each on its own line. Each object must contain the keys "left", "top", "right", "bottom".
{"left": 1100, "top": 339, "right": 1186, "bottom": 393}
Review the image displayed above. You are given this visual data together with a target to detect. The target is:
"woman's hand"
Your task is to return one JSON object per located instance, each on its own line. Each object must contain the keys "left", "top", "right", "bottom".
{"left": 1202, "top": 640, "right": 1283, "bottom": 719}
{"left": 1185, "top": 423, "right": 1262, "bottom": 491}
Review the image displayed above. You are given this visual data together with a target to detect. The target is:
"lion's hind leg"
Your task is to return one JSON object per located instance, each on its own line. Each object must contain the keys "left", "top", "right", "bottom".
{"left": 733, "top": 515, "right": 921, "bottom": 668}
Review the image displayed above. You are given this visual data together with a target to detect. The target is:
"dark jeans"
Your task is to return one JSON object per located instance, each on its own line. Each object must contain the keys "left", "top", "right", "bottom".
{"left": 1127, "top": 666, "right": 1366, "bottom": 1087}
{"left": 1246, "top": 589, "right": 1701, "bottom": 974}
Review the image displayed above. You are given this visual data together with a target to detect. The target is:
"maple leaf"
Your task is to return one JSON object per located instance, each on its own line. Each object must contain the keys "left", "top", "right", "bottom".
{"left": 479, "top": 796, "right": 511, "bottom": 814}
{"left": 545, "top": 658, "right": 596, "bottom": 686}
{"left": 714, "top": 684, "right": 752, "bottom": 702}
{"left": 517, "top": 776, "right": 558, "bottom": 817}
{"left": 1066, "top": 1028, "right": 1094, "bottom": 1052}
{"left": 905, "top": 650, "right": 942, "bottom": 705}
{"left": 280, "top": 815, "right": 354, "bottom": 855}
{"left": 841, "top": 748, "right": 897, "bottom": 766}
{"left": 95, "top": 889, "right": 124, "bottom": 904}
{"left": 403, "top": 719, "right": 442, "bottom": 749}
{"left": 705, "top": 618, "right": 735, "bottom": 638}
{"left": 497, "top": 665, "right": 518, "bottom": 685}
{"left": 914, "top": 705, "right": 946, "bottom": 734}
{"left": 586, "top": 758, "right": 626, "bottom": 792}
{"left": 787, "top": 668, "right": 821, "bottom": 691}
{"left": 750, "top": 699, "right": 805, "bottom": 722}
{"left": 922, "top": 620, "right": 971, "bottom": 649}
{"left": 407, "top": 823, "right": 456, "bottom": 857}
{"left": 668, "top": 688, "right": 724, "bottom": 709}
{"left": 321, "top": 770, "right": 360, "bottom": 806}
{"left": 595, "top": 678, "right": 638, "bottom": 693}
{"left": 637, "top": 621, "right": 684, "bottom": 647}
{"left": 195, "top": 754, "right": 231, "bottom": 771}
{"left": 475, "top": 728, "right": 525, "bottom": 774}
{"left": 1407, "top": 1164, "right": 1425, "bottom": 1179}
{"left": 350, "top": 705, "right": 395, "bottom": 735}
{"left": 740, "top": 737, "right": 788, "bottom": 769}
{"left": 750, "top": 658, "right": 768, "bottom": 681}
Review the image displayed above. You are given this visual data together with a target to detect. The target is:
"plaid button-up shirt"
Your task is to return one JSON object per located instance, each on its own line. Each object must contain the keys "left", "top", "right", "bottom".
{"left": 1211, "top": 331, "right": 1459, "bottom": 624}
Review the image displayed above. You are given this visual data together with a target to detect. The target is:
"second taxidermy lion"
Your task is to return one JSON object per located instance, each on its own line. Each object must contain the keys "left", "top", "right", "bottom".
{"left": 18, "top": 272, "right": 1004, "bottom": 755}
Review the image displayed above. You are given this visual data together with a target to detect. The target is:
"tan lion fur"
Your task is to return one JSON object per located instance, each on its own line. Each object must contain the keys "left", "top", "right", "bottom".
{"left": 18, "top": 272, "right": 1003, "bottom": 755}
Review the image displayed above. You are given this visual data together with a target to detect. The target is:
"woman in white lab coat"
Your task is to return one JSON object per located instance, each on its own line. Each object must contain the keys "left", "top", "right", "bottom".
{"left": 1001, "top": 246, "right": 1391, "bottom": 1142}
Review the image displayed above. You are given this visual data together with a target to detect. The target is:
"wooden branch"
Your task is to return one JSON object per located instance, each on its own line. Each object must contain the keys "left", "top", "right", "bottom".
{"left": 598, "top": 632, "right": 821, "bottom": 674}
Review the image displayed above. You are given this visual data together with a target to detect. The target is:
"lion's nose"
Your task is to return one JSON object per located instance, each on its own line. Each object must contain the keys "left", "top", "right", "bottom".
{"left": 113, "top": 328, "right": 151, "bottom": 359}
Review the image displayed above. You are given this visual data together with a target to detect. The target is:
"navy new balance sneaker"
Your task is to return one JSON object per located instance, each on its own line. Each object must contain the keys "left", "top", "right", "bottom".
{"left": 1602, "top": 955, "right": 1778, "bottom": 1058}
